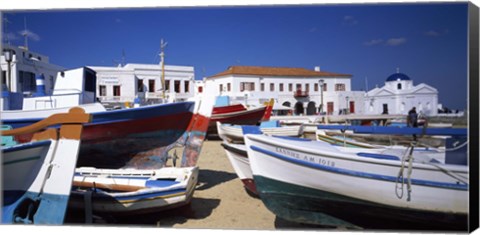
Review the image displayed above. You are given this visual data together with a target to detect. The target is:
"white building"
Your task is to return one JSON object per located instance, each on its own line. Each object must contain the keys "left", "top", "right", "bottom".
{"left": 364, "top": 70, "right": 438, "bottom": 116}
{"left": 89, "top": 63, "right": 195, "bottom": 105}
{"left": 202, "top": 65, "right": 365, "bottom": 115}
{"left": 1, "top": 44, "right": 65, "bottom": 110}
{"left": 1, "top": 44, "right": 64, "bottom": 95}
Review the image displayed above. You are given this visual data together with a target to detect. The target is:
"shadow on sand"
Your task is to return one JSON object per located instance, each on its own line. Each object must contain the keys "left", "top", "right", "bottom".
{"left": 195, "top": 169, "right": 237, "bottom": 191}
{"left": 65, "top": 197, "right": 221, "bottom": 227}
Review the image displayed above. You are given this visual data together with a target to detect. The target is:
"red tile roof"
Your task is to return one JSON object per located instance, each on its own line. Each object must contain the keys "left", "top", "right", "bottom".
{"left": 208, "top": 66, "right": 351, "bottom": 79}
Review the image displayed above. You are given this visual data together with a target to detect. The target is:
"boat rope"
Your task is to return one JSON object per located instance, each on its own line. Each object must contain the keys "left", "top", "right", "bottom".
{"left": 424, "top": 162, "right": 468, "bottom": 184}
{"left": 395, "top": 141, "right": 415, "bottom": 201}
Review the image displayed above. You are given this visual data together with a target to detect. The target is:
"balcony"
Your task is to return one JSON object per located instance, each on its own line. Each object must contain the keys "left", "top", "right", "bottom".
{"left": 294, "top": 90, "right": 309, "bottom": 97}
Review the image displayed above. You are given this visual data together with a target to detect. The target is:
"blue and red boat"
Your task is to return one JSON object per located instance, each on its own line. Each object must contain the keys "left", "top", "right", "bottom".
{"left": 3, "top": 99, "right": 214, "bottom": 169}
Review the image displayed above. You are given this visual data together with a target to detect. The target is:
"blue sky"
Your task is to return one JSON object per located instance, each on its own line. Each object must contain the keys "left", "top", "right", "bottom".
{"left": 2, "top": 3, "right": 469, "bottom": 109}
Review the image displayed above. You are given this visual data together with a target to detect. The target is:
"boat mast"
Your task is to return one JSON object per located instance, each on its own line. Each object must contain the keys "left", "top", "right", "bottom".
{"left": 22, "top": 17, "right": 29, "bottom": 51}
{"left": 160, "top": 39, "right": 168, "bottom": 100}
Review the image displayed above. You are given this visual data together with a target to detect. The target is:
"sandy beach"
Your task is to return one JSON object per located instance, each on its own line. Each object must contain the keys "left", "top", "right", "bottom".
{"left": 65, "top": 139, "right": 326, "bottom": 231}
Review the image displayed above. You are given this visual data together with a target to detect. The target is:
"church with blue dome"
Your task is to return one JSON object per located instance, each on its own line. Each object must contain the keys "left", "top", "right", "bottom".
{"left": 365, "top": 69, "right": 438, "bottom": 116}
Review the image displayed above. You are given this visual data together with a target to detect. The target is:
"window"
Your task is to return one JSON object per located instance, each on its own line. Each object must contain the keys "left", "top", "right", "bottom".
{"left": 84, "top": 70, "right": 96, "bottom": 92}
{"left": 99, "top": 85, "right": 106, "bottom": 96}
{"left": 227, "top": 83, "right": 231, "bottom": 92}
{"left": 270, "top": 83, "right": 274, "bottom": 91}
{"left": 323, "top": 84, "right": 327, "bottom": 92}
{"left": 305, "top": 84, "right": 310, "bottom": 92}
{"left": 137, "top": 79, "right": 144, "bottom": 92}
{"left": 397, "top": 83, "right": 402, "bottom": 90}
{"left": 149, "top": 80, "right": 155, "bottom": 92}
{"left": 164, "top": 80, "right": 170, "bottom": 92}
{"left": 185, "top": 81, "right": 190, "bottom": 93}
{"left": 113, "top": 85, "right": 121, "bottom": 96}
{"left": 219, "top": 84, "right": 223, "bottom": 92}
{"left": 289, "top": 84, "right": 293, "bottom": 92}
{"left": 174, "top": 80, "right": 180, "bottom": 93}
{"left": 314, "top": 83, "right": 319, "bottom": 92}
{"left": 335, "top": 83, "right": 345, "bottom": 91}
{"left": 49, "top": 75, "right": 54, "bottom": 90}
{"left": 296, "top": 84, "right": 302, "bottom": 91}
{"left": 261, "top": 83, "right": 265, "bottom": 91}
{"left": 2, "top": 70, "right": 7, "bottom": 86}
{"left": 240, "top": 82, "right": 255, "bottom": 91}
{"left": 19, "top": 71, "right": 36, "bottom": 92}
{"left": 198, "top": 86, "right": 203, "bottom": 93}
{"left": 279, "top": 83, "right": 284, "bottom": 92}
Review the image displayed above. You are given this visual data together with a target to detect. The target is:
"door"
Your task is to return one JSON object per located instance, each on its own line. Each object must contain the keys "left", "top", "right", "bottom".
{"left": 327, "top": 102, "right": 334, "bottom": 115}
{"left": 349, "top": 101, "right": 355, "bottom": 114}
{"left": 382, "top": 103, "right": 388, "bottom": 114}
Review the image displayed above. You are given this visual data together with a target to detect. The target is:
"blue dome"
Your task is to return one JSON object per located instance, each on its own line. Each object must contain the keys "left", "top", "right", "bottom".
{"left": 386, "top": 72, "right": 411, "bottom": 82}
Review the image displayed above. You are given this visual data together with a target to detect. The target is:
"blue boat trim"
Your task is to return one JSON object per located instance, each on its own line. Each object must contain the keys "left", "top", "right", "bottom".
{"left": 87, "top": 188, "right": 187, "bottom": 201}
{"left": 3, "top": 191, "right": 69, "bottom": 224}
{"left": 356, "top": 152, "right": 400, "bottom": 161}
{"left": 250, "top": 145, "right": 468, "bottom": 191}
{"left": 2, "top": 140, "right": 51, "bottom": 153}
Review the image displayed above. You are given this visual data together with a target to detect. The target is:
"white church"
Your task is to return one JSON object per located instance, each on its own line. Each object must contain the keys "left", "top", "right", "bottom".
{"left": 364, "top": 70, "right": 439, "bottom": 116}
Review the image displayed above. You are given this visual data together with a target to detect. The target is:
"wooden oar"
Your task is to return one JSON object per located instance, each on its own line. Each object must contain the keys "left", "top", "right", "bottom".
{"left": 72, "top": 180, "right": 146, "bottom": 192}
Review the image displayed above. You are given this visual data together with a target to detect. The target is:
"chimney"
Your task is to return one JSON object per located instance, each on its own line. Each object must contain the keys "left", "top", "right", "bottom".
{"left": 314, "top": 66, "right": 321, "bottom": 72}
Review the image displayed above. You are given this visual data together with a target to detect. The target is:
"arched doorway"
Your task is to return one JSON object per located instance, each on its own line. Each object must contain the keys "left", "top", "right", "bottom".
{"left": 279, "top": 101, "right": 292, "bottom": 116}
{"left": 306, "top": 101, "right": 316, "bottom": 115}
{"left": 294, "top": 102, "right": 304, "bottom": 115}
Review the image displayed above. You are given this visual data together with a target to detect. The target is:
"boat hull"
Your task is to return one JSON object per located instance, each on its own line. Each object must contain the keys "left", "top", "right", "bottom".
{"left": 3, "top": 140, "right": 81, "bottom": 224}
{"left": 209, "top": 106, "right": 268, "bottom": 134}
{"left": 4, "top": 102, "right": 196, "bottom": 168}
{"left": 217, "top": 121, "right": 302, "bottom": 143}
{"left": 2, "top": 109, "right": 86, "bottom": 224}
{"left": 254, "top": 175, "right": 467, "bottom": 230}
{"left": 68, "top": 167, "right": 199, "bottom": 216}
{"left": 221, "top": 142, "right": 257, "bottom": 195}
{"left": 245, "top": 134, "right": 468, "bottom": 230}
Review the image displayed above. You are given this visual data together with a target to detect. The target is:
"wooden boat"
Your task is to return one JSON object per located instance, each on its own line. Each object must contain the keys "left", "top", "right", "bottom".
{"left": 212, "top": 103, "right": 247, "bottom": 115}
{"left": 2, "top": 107, "right": 90, "bottom": 224}
{"left": 220, "top": 142, "right": 257, "bottom": 196}
{"left": 68, "top": 166, "right": 199, "bottom": 216}
{"left": 217, "top": 121, "right": 304, "bottom": 143}
{"left": 208, "top": 100, "right": 273, "bottom": 134}
{"left": 243, "top": 126, "right": 468, "bottom": 231}
{"left": 3, "top": 97, "right": 214, "bottom": 169}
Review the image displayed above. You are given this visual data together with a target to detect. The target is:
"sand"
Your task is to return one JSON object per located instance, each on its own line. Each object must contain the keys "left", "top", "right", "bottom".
{"left": 156, "top": 139, "right": 278, "bottom": 230}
